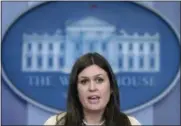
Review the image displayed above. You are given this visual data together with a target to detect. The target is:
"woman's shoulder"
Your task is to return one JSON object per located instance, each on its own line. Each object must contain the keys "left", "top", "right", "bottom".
{"left": 128, "top": 116, "right": 141, "bottom": 125}
{"left": 44, "top": 112, "right": 66, "bottom": 125}
{"left": 44, "top": 112, "right": 141, "bottom": 125}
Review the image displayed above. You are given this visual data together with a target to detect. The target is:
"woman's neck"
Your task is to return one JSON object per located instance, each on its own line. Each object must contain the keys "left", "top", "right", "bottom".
{"left": 83, "top": 109, "right": 105, "bottom": 125}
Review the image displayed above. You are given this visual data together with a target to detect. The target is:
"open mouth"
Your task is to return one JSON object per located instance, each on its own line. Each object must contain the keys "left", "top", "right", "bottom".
{"left": 87, "top": 95, "right": 100, "bottom": 104}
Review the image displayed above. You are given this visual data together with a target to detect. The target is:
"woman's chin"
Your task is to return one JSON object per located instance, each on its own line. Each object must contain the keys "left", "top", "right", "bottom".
{"left": 86, "top": 105, "right": 104, "bottom": 112}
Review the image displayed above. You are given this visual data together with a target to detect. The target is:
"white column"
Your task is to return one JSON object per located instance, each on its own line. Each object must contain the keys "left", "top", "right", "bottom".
{"left": 96, "top": 41, "right": 103, "bottom": 55}
{"left": 65, "top": 40, "right": 74, "bottom": 72}
{"left": 107, "top": 41, "right": 116, "bottom": 67}
{"left": 143, "top": 43, "right": 150, "bottom": 72}
{"left": 42, "top": 42, "right": 48, "bottom": 71}
{"left": 155, "top": 42, "right": 160, "bottom": 72}
{"left": 114, "top": 41, "right": 119, "bottom": 70}
{"left": 123, "top": 42, "right": 129, "bottom": 72}
{"left": 22, "top": 43, "right": 27, "bottom": 71}
{"left": 53, "top": 42, "right": 59, "bottom": 71}
{"left": 113, "top": 42, "right": 119, "bottom": 71}
{"left": 52, "top": 44, "right": 57, "bottom": 71}
{"left": 133, "top": 43, "right": 139, "bottom": 71}
{"left": 82, "top": 40, "right": 89, "bottom": 54}
{"left": 32, "top": 42, "right": 38, "bottom": 71}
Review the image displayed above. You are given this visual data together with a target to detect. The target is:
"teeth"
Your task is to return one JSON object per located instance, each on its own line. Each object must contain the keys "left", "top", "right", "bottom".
{"left": 91, "top": 96, "right": 97, "bottom": 98}
{"left": 88, "top": 96, "right": 100, "bottom": 104}
{"left": 89, "top": 96, "right": 99, "bottom": 99}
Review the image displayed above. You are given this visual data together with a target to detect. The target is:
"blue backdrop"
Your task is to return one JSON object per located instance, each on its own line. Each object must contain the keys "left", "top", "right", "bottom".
{"left": 1, "top": 1, "right": 180, "bottom": 125}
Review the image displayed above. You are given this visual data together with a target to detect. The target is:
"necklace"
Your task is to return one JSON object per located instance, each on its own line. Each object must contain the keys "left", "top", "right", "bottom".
{"left": 83, "top": 119, "right": 105, "bottom": 126}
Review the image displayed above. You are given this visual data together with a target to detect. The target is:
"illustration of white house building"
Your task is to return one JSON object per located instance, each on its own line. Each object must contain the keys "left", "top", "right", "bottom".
{"left": 64, "top": 16, "right": 116, "bottom": 70}
{"left": 22, "top": 30, "right": 65, "bottom": 72}
{"left": 22, "top": 16, "right": 160, "bottom": 73}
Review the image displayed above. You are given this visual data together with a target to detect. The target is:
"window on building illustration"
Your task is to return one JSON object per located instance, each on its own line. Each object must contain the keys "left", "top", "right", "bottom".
{"left": 139, "top": 43, "right": 143, "bottom": 51}
{"left": 49, "top": 43, "right": 53, "bottom": 51}
{"left": 59, "top": 57, "right": 64, "bottom": 67}
{"left": 27, "top": 43, "right": 32, "bottom": 51}
{"left": 27, "top": 56, "right": 32, "bottom": 68}
{"left": 60, "top": 43, "right": 64, "bottom": 50}
{"left": 38, "top": 43, "right": 42, "bottom": 51}
{"left": 79, "top": 31, "right": 84, "bottom": 41}
{"left": 37, "top": 55, "right": 42, "bottom": 68}
{"left": 129, "top": 43, "right": 133, "bottom": 51}
{"left": 76, "top": 43, "right": 79, "bottom": 50}
{"left": 129, "top": 56, "right": 133, "bottom": 68}
{"left": 118, "top": 56, "right": 122, "bottom": 68}
{"left": 150, "top": 43, "right": 154, "bottom": 52}
{"left": 139, "top": 56, "right": 144, "bottom": 68}
{"left": 119, "top": 44, "right": 122, "bottom": 50}
{"left": 102, "top": 43, "right": 106, "bottom": 51}
{"left": 90, "top": 42, "right": 94, "bottom": 51}
{"left": 150, "top": 56, "right": 155, "bottom": 69}
{"left": 48, "top": 56, "right": 53, "bottom": 68}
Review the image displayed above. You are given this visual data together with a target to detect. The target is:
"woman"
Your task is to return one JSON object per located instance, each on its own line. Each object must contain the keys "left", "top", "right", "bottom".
{"left": 44, "top": 52, "right": 141, "bottom": 126}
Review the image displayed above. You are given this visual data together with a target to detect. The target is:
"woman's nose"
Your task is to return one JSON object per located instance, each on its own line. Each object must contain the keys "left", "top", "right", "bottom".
{"left": 88, "top": 81, "right": 97, "bottom": 91}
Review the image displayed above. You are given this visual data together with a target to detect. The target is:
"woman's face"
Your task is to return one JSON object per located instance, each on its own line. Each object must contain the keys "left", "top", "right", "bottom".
{"left": 77, "top": 64, "right": 111, "bottom": 112}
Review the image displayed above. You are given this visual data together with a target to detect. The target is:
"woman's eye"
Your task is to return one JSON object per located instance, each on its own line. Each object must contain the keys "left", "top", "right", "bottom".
{"left": 80, "top": 79, "right": 88, "bottom": 85}
{"left": 95, "top": 78, "right": 104, "bottom": 83}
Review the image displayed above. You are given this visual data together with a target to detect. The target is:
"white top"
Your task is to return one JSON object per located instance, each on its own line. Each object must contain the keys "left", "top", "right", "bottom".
{"left": 44, "top": 112, "right": 141, "bottom": 125}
